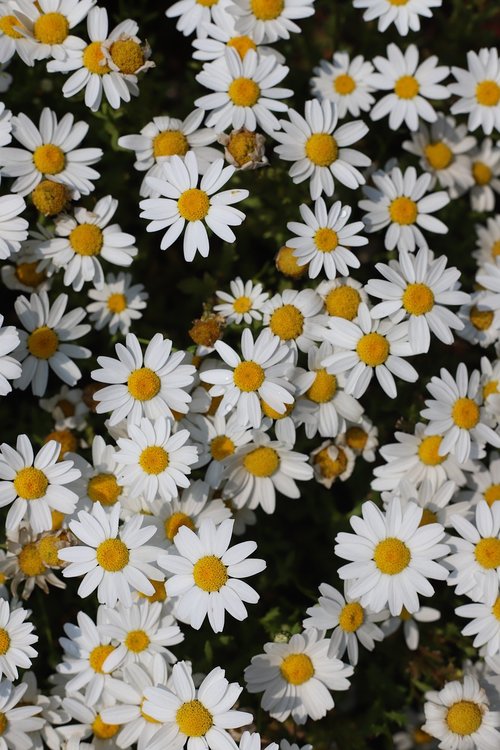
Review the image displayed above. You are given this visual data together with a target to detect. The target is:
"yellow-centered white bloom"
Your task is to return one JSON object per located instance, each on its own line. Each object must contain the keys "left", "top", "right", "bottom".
{"left": 353, "top": 0, "right": 442, "bottom": 36}
{"left": 311, "top": 51, "right": 377, "bottom": 118}
{"left": 449, "top": 48, "right": 500, "bottom": 135}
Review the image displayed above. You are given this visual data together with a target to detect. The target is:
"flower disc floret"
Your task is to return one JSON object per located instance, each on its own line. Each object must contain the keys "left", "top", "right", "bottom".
{"left": 305, "top": 133, "right": 338, "bottom": 167}
{"left": 228, "top": 77, "right": 261, "bottom": 106}
{"left": 31, "top": 180, "right": 69, "bottom": 216}
{"left": 138, "top": 446, "right": 169, "bottom": 474}
{"left": 446, "top": 701, "right": 483, "bottom": 735}
{"left": 89, "top": 644, "right": 115, "bottom": 673}
{"left": 233, "top": 361, "right": 265, "bottom": 391}
{"left": 0, "top": 15, "right": 24, "bottom": 38}
{"left": 451, "top": 398, "right": 480, "bottom": 429}
{"left": 153, "top": 130, "right": 189, "bottom": 158}
{"left": 33, "top": 144, "right": 65, "bottom": 175}
{"left": 69, "top": 224, "right": 103, "bottom": 256}
{"left": 476, "top": 81, "right": 500, "bottom": 107}
{"left": 334, "top": 74, "right": 356, "bottom": 94}
{"left": 402, "top": 283, "right": 435, "bottom": 315}
{"left": 243, "top": 446, "right": 279, "bottom": 476}
{"left": 18, "top": 543, "right": 46, "bottom": 576}
{"left": 280, "top": 653, "right": 315, "bottom": 685}
{"left": 306, "top": 369, "right": 337, "bottom": 403}
{"left": 127, "top": 368, "right": 161, "bottom": 401}
{"left": 473, "top": 161, "right": 492, "bottom": 185}
{"left": 193, "top": 555, "right": 228, "bottom": 592}
{"left": 374, "top": 538, "right": 411, "bottom": 575}
{"left": 33, "top": 12, "right": 69, "bottom": 44}
{"left": 424, "top": 142, "right": 453, "bottom": 170}
{"left": 0, "top": 630, "right": 10, "bottom": 656}
{"left": 165, "top": 511, "right": 195, "bottom": 540}
{"left": 210, "top": 435, "right": 235, "bottom": 460}
{"left": 418, "top": 435, "right": 446, "bottom": 465}
{"left": 13, "top": 467, "right": 48, "bottom": 500}
{"left": 269, "top": 304, "right": 304, "bottom": 340}
{"left": 227, "top": 35, "right": 256, "bottom": 58}
{"left": 474, "top": 537, "right": 500, "bottom": 569}
{"left": 27, "top": 326, "right": 59, "bottom": 359}
{"left": 250, "top": 0, "right": 285, "bottom": 20}
{"left": 124, "top": 629, "right": 150, "bottom": 652}
{"left": 315, "top": 227, "right": 338, "bottom": 253}
{"left": 107, "top": 293, "right": 127, "bottom": 313}
{"left": 178, "top": 188, "right": 210, "bottom": 222}
{"left": 92, "top": 715, "right": 119, "bottom": 740}
{"left": 325, "top": 286, "right": 361, "bottom": 319}
{"left": 83, "top": 42, "right": 111, "bottom": 74}
{"left": 96, "top": 539, "right": 130, "bottom": 572}
{"left": 110, "top": 39, "right": 144, "bottom": 74}
{"left": 485, "top": 484, "right": 500, "bottom": 506}
{"left": 395, "top": 75, "right": 419, "bottom": 99}
{"left": 176, "top": 700, "right": 213, "bottom": 736}
{"left": 389, "top": 197, "right": 418, "bottom": 225}
{"left": 356, "top": 332, "right": 389, "bottom": 367}
{"left": 87, "top": 473, "right": 121, "bottom": 505}
{"left": 339, "top": 602, "right": 364, "bottom": 632}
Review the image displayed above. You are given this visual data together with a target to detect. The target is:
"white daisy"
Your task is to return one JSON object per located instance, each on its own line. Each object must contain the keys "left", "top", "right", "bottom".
{"left": 214, "top": 277, "right": 269, "bottom": 325}
{"left": 195, "top": 48, "right": 292, "bottom": 135}
{"left": 383, "top": 478, "right": 467, "bottom": 529}
{"left": 187, "top": 413, "right": 254, "bottom": 489}
{"left": 353, "top": 0, "right": 442, "bottom": 36}
{"left": 166, "top": 0, "right": 230, "bottom": 37}
{"left": 273, "top": 98, "right": 370, "bottom": 200}
{"left": 60, "top": 690, "right": 123, "bottom": 748}
{"left": 58, "top": 501, "right": 164, "bottom": 607}
{"left": 140, "top": 151, "right": 248, "bottom": 262}
{"left": 421, "top": 362, "right": 500, "bottom": 464}
{"left": 0, "top": 679, "right": 44, "bottom": 749}
{"left": 262, "top": 287, "right": 326, "bottom": 353}
{"left": 86, "top": 272, "right": 148, "bottom": 336}
{"left": 91, "top": 332, "right": 195, "bottom": 426}
{"left": 456, "top": 596, "right": 500, "bottom": 657}
{"left": 310, "top": 440, "right": 356, "bottom": 487}
{"left": 69, "top": 434, "right": 125, "bottom": 514}
{"left": 244, "top": 628, "right": 353, "bottom": 724}
{"left": 0, "top": 108, "right": 102, "bottom": 197}
{"left": 359, "top": 164, "right": 450, "bottom": 253}
{"left": 0, "top": 6, "right": 42, "bottom": 66}
{"left": 457, "top": 292, "right": 500, "bottom": 349}
{"left": 13, "top": 0, "right": 95, "bottom": 62}
{"left": 0, "top": 598, "right": 38, "bottom": 680}
{"left": 462, "top": 452, "right": 500, "bottom": 510}
{"left": 316, "top": 277, "right": 367, "bottom": 322}
{"left": 159, "top": 518, "right": 265, "bottom": 632}
{"left": 0, "top": 249, "right": 51, "bottom": 294}
{"left": 228, "top": 0, "right": 315, "bottom": 44}
{"left": 338, "top": 415, "right": 379, "bottom": 461}
{"left": 40, "top": 384, "right": 88, "bottom": 431}
{"left": 474, "top": 215, "right": 500, "bottom": 267}
{"left": 218, "top": 126, "right": 268, "bottom": 170}
{"left": 0, "top": 314, "right": 20, "bottom": 396}
{"left": 381, "top": 604, "right": 440, "bottom": 651}
{"left": 0, "top": 194, "right": 28, "bottom": 259}
{"left": 468, "top": 138, "right": 500, "bottom": 213}
{"left": 449, "top": 48, "right": 500, "bottom": 135}
{"left": 311, "top": 51, "right": 377, "bottom": 118}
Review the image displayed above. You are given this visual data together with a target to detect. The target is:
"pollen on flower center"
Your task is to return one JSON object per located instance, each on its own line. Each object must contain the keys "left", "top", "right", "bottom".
{"left": 474, "top": 537, "right": 500, "bottom": 569}
{"left": 346, "top": 426, "right": 368, "bottom": 451}
{"left": 83, "top": 41, "right": 111, "bottom": 74}
{"left": 96, "top": 538, "right": 130, "bottom": 572}
{"left": 139, "top": 446, "right": 169, "bottom": 474}
{"left": 177, "top": 188, "right": 210, "bottom": 222}
{"left": 226, "top": 130, "right": 259, "bottom": 166}
{"left": 476, "top": 80, "right": 500, "bottom": 107}
{"left": 451, "top": 397, "right": 480, "bottom": 430}
{"left": 89, "top": 643, "right": 116, "bottom": 674}
{"left": 313, "top": 445, "right": 348, "bottom": 479}
{"left": 228, "top": 77, "right": 261, "bottom": 106}
{"left": 484, "top": 484, "right": 500, "bottom": 507}
{"left": 424, "top": 142, "right": 453, "bottom": 170}
{"left": 473, "top": 161, "right": 492, "bottom": 185}
{"left": 31, "top": 179, "right": 69, "bottom": 216}
{"left": 110, "top": 39, "right": 144, "bottom": 74}
{"left": 33, "top": 143, "right": 65, "bottom": 175}
{"left": 176, "top": 700, "right": 213, "bottom": 737}
{"left": 227, "top": 35, "right": 256, "bottom": 58}
{"left": 233, "top": 295, "right": 252, "bottom": 314}
{"left": 356, "top": 332, "right": 389, "bottom": 367}
{"left": 306, "top": 369, "right": 337, "bottom": 403}
{"left": 193, "top": 555, "right": 228, "bottom": 592}
{"left": 418, "top": 435, "right": 446, "bottom": 465}
{"left": 325, "top": 286, "right": 361, "bottom": 319}
{"left": 389, "top": 196, "right": 418, "bottom": 225}
{"left": 107, "top": 293, "right": 127, "bottom": 314}
{"left": 275, "top": 245, "right": 308, "bottom": 278}
{"left": 233, "top": 360, "right": 265, "bottom": 392}
{"left": 334, "top": 73, "right": 356, "bottom": 95}
{"left": 374, "top": 537, "right": 411, "bottom": 575}
{"left": 339, "top": 602, "right": 364, "bottom": 632}
{"left": 69, "top": 223, "right": 103, "bottom": 256}
{"left": 314, "top": 227, "right": 339, "bottom": 253}
{"left": 37, "top": 534, "right": 61, "bottom": 566}
{"left": 127, "top": 367, "right": 161, "bottom": 401}
{"left": 33, "top": 12, "right": 69, "bottom": 45}
{"left": 164, "top": 511, "right": 195, "bottom": 541}
{"left": 250, "top": 0, "right": 284, "bottom": 20}
{"left": 388, "top": 0, "right": 409, "bottom": 4}
{"left": 402, "top": 283, "right": 435, "bottom": 315}
{"left": 196, "top": 0, "right": 218, "bottom": 5}
{"left": 244, "top": 446, "right": 280, "bottom": 477}
{"left": 269, "top": 304, "right": 304, "bottom": 340}
{"left": 87, "top": 473, "right": 122, "bottom": 506}
{"left": 28, "top": 325, "right": 59, "bottom": 359}
{"left": 0, "top": 14, "right": 25, "bottom": 38}
{"left": 14, "top": 466, "right": 48, "bottom": 500}
{"left": 394, "top": 75, "right": 419, "bottom": 99}
{"left": 210, "top": 434, "right": 236, "bottom": 461}
{"left": 153, "top": 130, "right": 189, "bottom": 158}
{"left": 280, "top": 653, "right": 315, "bottom": 685}
{"left": 305, "top": 133, "right": 338, "bottom": 167}
{"left": 446, "top": 700, "right": 483, "bottom": 736}
{"left": 470, "top": 305, "right": 494, "bottom": 330}
{"left": 261, "top": 400, "right": 293, "bottom": 419}
{"left": 44, "top": 427, "right": 77, "bottom": 458}
{"left": 0, "top": 629, "right": 10, "bottom": 656}
{"left": 125, "top": 629, "right": 150, "bottom": 653}
{"left": 92, "top": 714, "right": 120, "bottom": 740}
{"left": 18, "top": 543, "right": 46, "bottom": 577}
{"left": 15, "top": 261, "right": 46, "bottom": 288}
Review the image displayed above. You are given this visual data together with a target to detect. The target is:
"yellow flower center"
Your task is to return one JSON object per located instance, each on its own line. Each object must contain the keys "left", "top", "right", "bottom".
{"left": 275, "top": 245, "right": 308, "bottom": 278}
{"left": 226, "top": 130, "right": 259, "bottom": 167}
{"left": 92, "top": 714, "right": 120, "bottom": 740}
{"left": 334, "top": 73, "right": 356, "bottom": 95}
{"left": 484, "top": 380, "right": 499, "bottom": 399}
{"left": 314, "top": 227, "right": 339, "bottom": 253}
{"left": 306, "top": 369, "right": 337, "bottom": 403}
{"left": 243, "top": 446, "right": 279, "bottom": 477}
{"left": 475, "top": 537, "right": 500, "bottom": 569}
{"left": 178, "top": 188, "right": 210, "bottom": 222}
{"left": 51, "top": 509, "right": 65, "bottom": 530}
{"left": 28, "top": 325, "right": 59, "bottom": 359}
{"left": 424, "top": 142, "right": 453, "bottom": 170}
{"left": 356, "top": 332, "right": 389, "bottom": 367}
{"left": 394, "top": 75, "right": 419, "bottom": 99}
{"left": 470, "top": 305, "right": 494, "bottom": 330}
{"left": 314, "top": 445, "right": 348, "bottom": 479}
{"left": 164, "top": 511, "right": 195, "bottom": 541}
{"left": 210, "top": 435, "right": 236, "bottom": 461}
{"left": 446, "top": 701, "right": 483, "bottom": 736}
{"left": 0, "top": 14, "right": 24, "bottom": 38}
{"left": 451, "top": 397, "right": 480, "bottom": 430}
{"left": 176, "top": 700, "right": 213, "bottom": 737}
{"left": 325, "top": 286, "right": 361, "bottom": 319}
{"left": 127, "top": 367, "right": 161, "bottom": 401}
{"left": 13, "top": 466, "right": 48, "bottom": 500}
{"left": 305, "top": 133, "right": 338, "bottom": 167}
{"left": 0, "top": 629, "right": 10, "bottom": 656}
{"left": 33, "top": 144, "right": 65, "bottom": 175}
{"left": 96, "top": 538, "right": 130, "bottom": 572}
{"left": 492, "top": 596, "right": 500, "bottom": 621}
{"left": 69, "top": 223, "right": 103, "bottom": 256}
{"left": 83, "top": 41, "right": 111, "bottom": 74}
{"left": 110, "top": 39, "right": 144, "bottom": 74}
{"left": 0, "top": 713, "right": 6, "bottom": 736}
{"left": 473, "top": 161, "right": 492, "bottom": 186}
{"left": 138, "top": 578, "right": 166, "bottom": 602}
{"left": 345, "top": 426, "right": 368, "bottom": 452}
{"left": 339, "top": 602, "right": 364, "bottom": 632}
{"left": 227, "top": 35, "right": 256, "bottom": 59}
{"left": 228, "top": 77, "right": 261, "bottom": 106}
{"left": 260, "top": 400, "right": 294, "bottom": 420}
{"left": 269, "top": 303, "right": 304, "bottom": 341}
{"left": 249, "top": 0, "right": 284, "bottom": 20}
{"left": 87, "top": 473, "right": 122, "bottom": 506}
{"left": 402, "top": 283, "right": 435, "bottom": 315}
{"left": 280, "top": 653, "right": 315, "bottom": 685}
{"left": 125, "top": 629, "right": 150, "bottom": 653}
{"left": 417, "top": 435, "right": 446, "bottom": 465}
{"left": 44, "top": 428, "right": 77, "bottom": 458}
{"left": 33, "top": 11, "right": 69, "bottom": 44}
{"left": 485, "top": 484, "right": 500, "bottom": 507}
{"left": 18, "top": 543, "right": 46, "bottom": 577}
{"left": 196, "top": 0, "right": 218, "bottom": 5}
{"left": 389, "top": 196, "right": 418, "bottom": 225}
{"left": 192, "top": 555, "right": 228, "bottom": 592}
{"left": 233, "top": 295, "right": 252, "bottom": 314}
{"left": 107, "top": 292, "right": 127, "bottom": 314}
{"left": 233, "top": 360, "right": 265, "bottom": 392}
{"left": 31, "top": 179, "right": 69, "bottom": 216}
{"left": 476, "top": 80, "right": 500, "bottom": 107}
{"left": 139, "top": 446, "right": 169, "bottom": 474}
{"left": 153, "top": 130, "right": 189, "bottom": 158}
{"left": 388, "top": 0, "right": 409, "bottom": 4}
{"left": 492, "top": 240, "right": 500, "bottom": 258}
{"left": 37, "top": 534, "right": 61, "bottom": 566}
{"left": 374, "top": 537, "right": 411, "bottom": 575}
{"left": 89, "top": 644, "right": 116, "bottom": 673}
{"left": 15, "top": 261, "right": 46, "bottom": 288}
{"left": 419, "top": 508, "right": 438, "bottom": 526}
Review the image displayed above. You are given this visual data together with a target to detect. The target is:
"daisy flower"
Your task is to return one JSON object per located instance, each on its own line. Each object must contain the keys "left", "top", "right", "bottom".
{"left": 322, "top": 302, "right": 418, "bottom": 399}
{"left": 353, "top": 0, "right": 442, "bottom": 36}
{"left": 335, "top": 498, "right": 449, "bottom": 615}
{"left": 166, "top": 0, "right": 229, "bottom": 37}
{"left": 422, "top": 675, "right": 500, "bottom": 749}
{"left": 0, "top": 314, "right": 21, "bottom": 396}
{"left": 0, "top": 680, "right": 44, "bottom": 749}
{"left": 40, "top": 384, "right": 88, "bottom": 431}
{"left": 339, "top": 416, "right": 379, "bottom": 462}
{"left": 69, "top": 434, "right": 125, "bottom": 513}
{"left": 86, "top": 272, "right": 148, "bottom": 336}
{"left": 303, "top": 583, "right": 386, "bottom": 665}
{"left": 14, "top": 291, "right": 90, "bottom": 397}
{"left": 143, "top": 660, "right": 253, "bottom": 750}
{"left": 262, "top": 288, "right": 326, "bottom": 353}
{"left": 468, "top": 139, "right": 500, "bottom": 213}
{"left": 366, "top": 246, "right": 469, "bottom": 353}
{"left": 91, "top": 332, "right": 195, "bottom": 426}
{"left": 58, "top": 501, "right": 164, "bottom": 607}
{"left": 456, "top": 596, "right": 500, "bottom": 657}
{"left": 286, "top": 197, "right": 367, "bottom": 280}
{"left": 1, "top": 526, "right": 69, "bottom": 600}
{"left": 188, "top": 413, "right": 254, "bottom": 489}
{"left": 228, "top": 0, "right": 315, "bottom": 43}
{"left": 449, "top": 48, "right": 500, "bottom": 135}
{"left": 381, "top": 604, "right": 440, "bottom": 651}
{"left": 0, "top": 250, "right": 51, "bottom": 294}
{"left": 0, "top": 434, "right": 79, "bottom": 533}
{"left": 370, "top": 44, "right": 449, "bottom": 131}
{"left": 214, "top": 277, "right": 269, "bottom": 325}
{"left": 140, "top": 151, "right": 248, "bottom": 263}
{"left": 40, "top": 195, "right": 138, "bottom": 291}
{"left": 244, "top": 628, "right": 353, "bottom": 724}
{"left": 383, "top": 478, "right": 467, "bottom": 529}
{"left": 0, "top": 108, "right": 102, "bottom": 197}
{"left": 457, "top": 292, "right": 500, "bottom": 349}
{"left": 462, "top": 453, "right": 500, "bottom": 510}
{"left": 273, "top": 98, "right": 370, "bottom": 200}
{"left": 0, "top": 598, "right": 38, "bottom": 680}
{"left": 311, "top": 51, "right": 377, "bottom": 118}
{"left": 421, "top": 362, "right": 500, "bottom": 464}
{"left": 195, "top": 48, "right": 292, "bottom": 135}
{"left": 358, "top": 164, "right": 450, "bottom": 253}
{"left": 200, "top": 327, "right": 294, "bottom": 428}
{"left": 480, "top": 356, "right": 500, "bottom": 419}
{"left": 0, "top": 6, "right": 42, "bottom": 66}
{"left": 316, "top": 277, "right": 367, "bottom": 322}
{"left": 311, "top": 441, "right": 355, "bottom": 486}
{"left": 0, "top": 194, "right": 28, "bottom": 259}
{"left": 60, "top": 690, "right": 124, "bottom": 748}
{"left": 474, "top": 215, "right": 500, "bottom": 267}
{"left": 159, "top": 518, "right": 265, "bottom": 632}
{"left": 12, "top": 0, "right": 95, "bottom": 62}
{"left": 218, "top": 127, "right": 268, "bottom": 170}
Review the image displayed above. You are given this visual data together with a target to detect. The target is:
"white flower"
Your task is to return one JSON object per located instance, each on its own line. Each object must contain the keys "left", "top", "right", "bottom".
{"left": 140, "top": 151, "right": 248, "bottom": 262}
{"left": 338, "top": 416, "right": 379, "bottom": 461}
{"left": 382, "top": 604, "right": 440, "bottom": 650}
{"left": 316, "top": 277, "right": 367, "bottom": 322}
{"left": 474, "top": 215, "right": 500, "bottom": 268}
{"left": 449, "top": 48, "right": 500, "bottom": 135}
{"left": 461, "top": 452, "right": 500, "bottom": 510}
{"left": 0, "top": 434, "right": 79, "bottom": 533}
{"left": 311, "top": 51, "right": 377, "bottom": 118}
{"left": 0, "top": 598, "right": 38, "bottom": 680}
{"left": 166, "top": 0, "right": 228, "bottom": 37}
{"left": 91, "top": 332, "right": 195, "bottom": 426}
{"left": 159, "top": 518, "right": 265, "bottom": 632}
{"left": 86, "top": 271, "right": 148, "bottom": 336}
{"left": 40, "top": 384, "right": 88, "bottom": 431}
{"left": 0, "top": 108, "right": 102, "bottom": 197}
{"left": 13, "top": 0, "right": 95, "bottom": 62}
{"left": 245, "top": 628, "right": 353, "bottom": 724}
{"left": 0, "top": 680, "right": 44, "bottom": 749}
{"left": 214, "top": 277, "right": 269, "bottom": 325}
{"left": 383, "top": 478, "right": 467, "bottom": 529}
{"left": 353, "top": 0, "right": 442, "bottom": 35}
{"left": 273, "top": 98, "right": 370, "bottom": 200}
{"left": 0, "top": 314, "right": 20, "bottom": 396}
{"left": 468, "top": 138, "right": 500, "bottom": 212}
{"left": 457, "top": 292, "right": 500, "bottom": 349}
{"left": 359, "top": 164, "right": 449, "bottom": 253}
{"left": 310, "top": 440, "right": 356, "bottom": 487}
{"left": 262, "top": 287, "right": 326, "bottom": 353}
{"left": 456, "top": 597, "right": 500, "bottom": 657}
{"left": 228, "top": 0, "right": 315, "bottom": 44}
{"left": 0, "top": 194, "right": 28, "bottom": 259}
{"left": 58, "top": 501, "right": 164, "bottom": 607}
{"left": 188, "top": 414, "right": 253, "bottom": 489}
{"left": 195, "top": 48, "right": 292, "bottom": 135}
